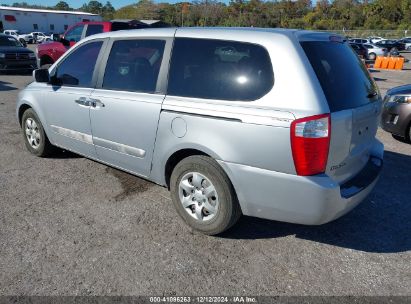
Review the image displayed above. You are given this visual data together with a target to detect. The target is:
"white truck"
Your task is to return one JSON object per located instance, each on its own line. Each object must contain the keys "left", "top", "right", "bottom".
{"left": 3, "top": 30, "right": 33, "bottom": 44}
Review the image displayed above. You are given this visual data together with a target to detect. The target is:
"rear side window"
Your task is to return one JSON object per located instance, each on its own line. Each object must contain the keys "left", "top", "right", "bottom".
{"left": 301, "top": 41, "right": 377, "bottom": 112}
{"left": 102, "top": 39, "right": 165, "bottom": 93}
{"left": 55, "top": 41, "right": 103, "bottom": 87}
{"left": 86, "top": 24, "right": 104, "bottom": 37}
{"left": 168, "top": 38, "right": 274, "bottom": 101}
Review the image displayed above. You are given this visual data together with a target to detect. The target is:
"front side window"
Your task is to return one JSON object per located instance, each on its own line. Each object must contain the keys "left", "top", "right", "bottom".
{"left": 102, "top": 39, "right": 165, "bottom": 93}
{"left": 85, "top": 24, "right": 104, "bottom": 37}
{"left": 55, "top": 41, "right": 103, "bottom": 87}
{"left": 168, "top": 38, "right": 274, "bottom": 101}
{"left": 64, "top": 25, "right": 84, "bottom": 43}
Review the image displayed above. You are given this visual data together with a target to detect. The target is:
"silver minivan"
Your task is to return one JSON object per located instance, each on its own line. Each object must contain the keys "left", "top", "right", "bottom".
{"left": 17, "top": 28, "right": 384, "bottom": 235}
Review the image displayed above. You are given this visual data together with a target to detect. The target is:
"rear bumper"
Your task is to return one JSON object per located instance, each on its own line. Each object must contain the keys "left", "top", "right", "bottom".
{"left": 218, "top": 151, "right": 383, "bottom": 225}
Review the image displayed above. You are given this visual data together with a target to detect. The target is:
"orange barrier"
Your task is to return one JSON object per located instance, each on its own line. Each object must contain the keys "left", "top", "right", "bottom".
{"left": 395, "top": 57, "right": 405, "bottom": 70}
{"left": 381, "top": 57, "right": 390, "bottom": 69}
{"left": 373, "top": 56, "right": 404, "bottom": 70}
{"left": 387, "top": 57, "right": 396, "bottom": 69}
{"left": 374, "top": 56, "right": 383, "bottom": 68}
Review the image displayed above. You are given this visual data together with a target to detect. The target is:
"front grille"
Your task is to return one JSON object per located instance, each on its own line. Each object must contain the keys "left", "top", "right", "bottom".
{"left": 4, "top": 53, "right": 30, "bottom": 60}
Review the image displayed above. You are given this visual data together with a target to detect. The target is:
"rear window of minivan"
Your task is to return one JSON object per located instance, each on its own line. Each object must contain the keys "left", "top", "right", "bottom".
{"left": 301, "top": 41, "right": 378, "bottom": 112}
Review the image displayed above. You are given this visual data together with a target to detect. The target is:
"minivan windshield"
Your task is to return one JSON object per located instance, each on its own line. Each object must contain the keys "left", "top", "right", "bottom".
{"left": 301, "top": 41, "right": 378, "bottom": 112}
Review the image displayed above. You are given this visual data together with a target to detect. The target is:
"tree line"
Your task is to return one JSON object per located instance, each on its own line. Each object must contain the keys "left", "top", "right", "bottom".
{"left": 4, "top": 0, "right": 411, "bottom": 30}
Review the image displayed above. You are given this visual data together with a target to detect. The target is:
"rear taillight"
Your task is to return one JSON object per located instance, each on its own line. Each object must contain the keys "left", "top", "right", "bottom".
{"left": 290, "top": 114, "right": 331, "bottom": 176}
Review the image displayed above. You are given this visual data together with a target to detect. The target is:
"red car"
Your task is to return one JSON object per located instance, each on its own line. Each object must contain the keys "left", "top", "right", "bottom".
{"left": 37, "top": 20, "right": 151, "bottom": 68}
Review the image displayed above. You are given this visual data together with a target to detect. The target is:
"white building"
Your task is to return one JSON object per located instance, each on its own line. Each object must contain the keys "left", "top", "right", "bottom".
{"left": 0, "top": 6, "right": 101, "bottom": 34}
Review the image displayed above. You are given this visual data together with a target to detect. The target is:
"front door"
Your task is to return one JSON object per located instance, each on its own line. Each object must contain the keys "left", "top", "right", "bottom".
{"left": 89, "top": 38, "right": 170, "bottom": 177}
{"left": 42, "top": 40, "right": 105, "bottom": 157}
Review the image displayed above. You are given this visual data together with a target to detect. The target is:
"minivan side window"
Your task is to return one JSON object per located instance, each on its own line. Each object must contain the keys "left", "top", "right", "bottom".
{"left": 168, "top": 38, "right": 274, "bottom": 101}
{"left": 54, "top": 41, "right": 103, "bottom": 87}
{"left": 102, "top": 39, "right": 166, "bottom": 93}
{"left": 65, "top": 25, "right": 84, "bottom": 42}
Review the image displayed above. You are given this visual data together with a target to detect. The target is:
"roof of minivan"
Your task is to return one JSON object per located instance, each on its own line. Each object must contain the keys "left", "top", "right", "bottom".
{"left": 84, "top": 27, "right": 335, "bottom": 41}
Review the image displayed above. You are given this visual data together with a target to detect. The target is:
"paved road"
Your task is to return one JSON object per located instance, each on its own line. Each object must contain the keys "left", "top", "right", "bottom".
{"left": 0, "top": 55, "right": 410, "bottom": 296}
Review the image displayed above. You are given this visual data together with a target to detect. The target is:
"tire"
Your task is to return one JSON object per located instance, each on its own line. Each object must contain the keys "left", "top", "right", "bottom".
{"left": 21, "top": 108, "right": 55, "bottom": 157}
{"left": 369, "top": 52, "right": 376, "bottom": 60}
{"left": 170, "top": 155, "right": 241, "bottom": 235}
{"left": 40, "top": 56, "right": 54, "bottom": 69}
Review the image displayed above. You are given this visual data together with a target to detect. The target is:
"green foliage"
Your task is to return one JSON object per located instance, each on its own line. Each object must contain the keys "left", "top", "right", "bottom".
{"left": 5, "top": 0, "right": 411, "bottom": 30}
{"left": 55, "top": 1, "right": 71, "bottom": 11}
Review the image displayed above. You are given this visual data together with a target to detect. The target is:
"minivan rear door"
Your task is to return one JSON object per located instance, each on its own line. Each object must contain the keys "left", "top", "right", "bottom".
{"left": 301, "top": 39, "right": 382, "bottom": 184}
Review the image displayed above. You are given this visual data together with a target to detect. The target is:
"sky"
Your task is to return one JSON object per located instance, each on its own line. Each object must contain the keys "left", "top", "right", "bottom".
{"left": 0, "top": 0, "right": 172, "bottom": 9}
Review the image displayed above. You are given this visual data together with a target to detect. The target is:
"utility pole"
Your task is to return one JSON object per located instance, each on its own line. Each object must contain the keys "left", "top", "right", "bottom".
{"left": 181, "top": 5, "right": 184, "bottom": 27}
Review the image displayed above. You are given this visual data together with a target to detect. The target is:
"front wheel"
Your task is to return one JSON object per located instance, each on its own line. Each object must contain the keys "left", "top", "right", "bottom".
{"left": 170, "top": 155, "right": 241, "bottom": 235}
{"left": 369, "top": 52, "right": 376, "bottom": 60}
{"left": 21, "top": 108, "right": 55, "bottom": 157}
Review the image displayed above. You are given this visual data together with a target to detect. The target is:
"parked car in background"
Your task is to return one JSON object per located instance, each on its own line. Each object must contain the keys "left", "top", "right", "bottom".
{"left": 349, "top": 42, "right": 369, "bottom": 59}
{"left": 36, "top": 20, "right": 156, "bottom": 68}
{"left": 30, "top": 32, "right": 50, "bottom": 43}
{"left": 374, "top": 39, "right": 406, "bottom": 51}
{"left": 362, "top": 43, "right": 388, "bottom": 60}
{"left": 381, "top": 84, "right": 411, "bottom": 142}
{"left": 368, "top": 36, "right": 384, "bottom": 44}
{"left": 18, "top": 28, "right": 384, "bottom": 234}
{"left": 3, "top": 30, "right": 33, "bottom": 44}
{"left": 397, "top": 38, "right": 411, "bottom": 50}
{"left": 0, "top": 34, "right": 37, "bottom": 72}
{"left": 349, "top": 38, "right": 372, "bottom": 44}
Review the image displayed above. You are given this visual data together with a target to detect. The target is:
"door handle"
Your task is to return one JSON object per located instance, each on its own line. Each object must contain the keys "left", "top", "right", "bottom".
{"left": 75, "top": 97, "right": 90, "bottom": 106}
{"left": 89, "top": 98, "right": 105, "bottom": 108}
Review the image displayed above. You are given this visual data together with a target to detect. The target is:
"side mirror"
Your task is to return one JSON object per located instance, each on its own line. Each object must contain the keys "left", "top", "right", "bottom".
{"left": 33, "top": 69, "right": 50, "bottom": 83}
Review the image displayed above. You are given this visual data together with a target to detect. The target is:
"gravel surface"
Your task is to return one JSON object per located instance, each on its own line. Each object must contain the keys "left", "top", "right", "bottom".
{"left": 0, "top": 51, "right": 410, "bottom": 296}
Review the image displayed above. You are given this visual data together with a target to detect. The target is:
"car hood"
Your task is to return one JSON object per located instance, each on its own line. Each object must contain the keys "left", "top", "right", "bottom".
{"left": 387, "top": 84, "right": 411, "bottom": 96}
{"left": 0, "top": 46, "right": 34, "bottom": 53}
{"left": 37, "top": 41, "right": 63, "bottom": 50}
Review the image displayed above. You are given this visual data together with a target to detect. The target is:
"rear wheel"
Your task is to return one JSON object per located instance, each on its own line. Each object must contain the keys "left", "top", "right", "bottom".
{"left": 369, "top": 52, "right": 376, "bottom": 60}
{"left": 170, "top": 155, "right": 241, "bottom": 235}
{"left": 39, "top": 56, "right": 54, "bottom": 69}
{"left": 21, "top": 108, "right": 55, "bottom": 157}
